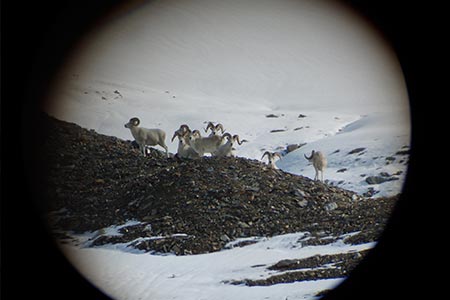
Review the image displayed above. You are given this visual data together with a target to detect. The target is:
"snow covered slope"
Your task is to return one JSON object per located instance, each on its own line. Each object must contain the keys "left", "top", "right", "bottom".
{"left": 277, "top": 112, "right": 410, "bottom": 197}
{"left": 45, "top": 2, "right": 410, "bottom": 196}
{"left": 63, "top": 229, "right": 373, "bottom": 300}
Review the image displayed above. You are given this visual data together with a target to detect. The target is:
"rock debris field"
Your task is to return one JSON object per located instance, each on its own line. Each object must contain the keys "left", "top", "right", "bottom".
{"left": 39, "top": 113, "right": 398, "bottom": 286}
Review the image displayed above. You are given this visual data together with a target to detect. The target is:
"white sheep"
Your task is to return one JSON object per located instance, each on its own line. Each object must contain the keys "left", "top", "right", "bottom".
{"left": 124, "top": 117, "right": 168, "bottom": 157}
{"left": 261, "top": 151, "right": 282, "bottom": 169}
{"left": 304, "top": 150, "right": 327, "bottom": 181}
{"left": 173, "top": 131, "right": 200, "bottom": 159}
{"left": 213, "top": 133, "right": 247, "bottom": 157}
{"left": 188, "top": 129, "right": 224, "bottom": 156}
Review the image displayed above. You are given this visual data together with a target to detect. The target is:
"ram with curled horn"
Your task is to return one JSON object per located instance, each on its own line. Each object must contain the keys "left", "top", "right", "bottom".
{"left": 213, "top": 133, "right": 248, "bottom": 157}
{"left": 171, "top": 124, "right": 191, "bottom": 142}
{"left": 304, "top": 150, "right": 327, "bottom": 182}
{"left": 261, "top": 151, "right": 282, "bottom": 169}
{"left": 124, "top": 117, "right": 168, "bottom": 157}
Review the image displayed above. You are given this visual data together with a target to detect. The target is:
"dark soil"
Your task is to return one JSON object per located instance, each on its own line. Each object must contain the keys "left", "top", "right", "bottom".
{"left": 38, "top": 114, "right": 398, "bottom": 278}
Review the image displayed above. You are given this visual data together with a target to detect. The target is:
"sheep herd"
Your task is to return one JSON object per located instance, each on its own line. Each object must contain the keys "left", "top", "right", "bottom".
{"left": 124, "top": 117, "right": 327, "bottom": 181}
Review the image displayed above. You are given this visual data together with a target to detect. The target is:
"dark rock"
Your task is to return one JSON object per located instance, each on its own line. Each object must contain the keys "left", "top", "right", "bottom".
{"left": 395, "top": 149, "right": 410, "bottom": 155}
{"left": 232, "top": 250, "right": 371, "bottom": 286}
{"left": 347, "top": 147, "right": 366, "bottom": 155}
{"left": 365, "top": 176, "right": 399, "bottom": 185}
{"left": 270, "top": 129, "right": 286, "bottom": 133}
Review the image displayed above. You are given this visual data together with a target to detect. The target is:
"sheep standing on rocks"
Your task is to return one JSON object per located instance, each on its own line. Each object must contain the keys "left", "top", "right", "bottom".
{"left": 124, "top": 117, "right": 168, "bottom": 157}
{"left": 304, "top": 150, "right": 327, "bottom": 182}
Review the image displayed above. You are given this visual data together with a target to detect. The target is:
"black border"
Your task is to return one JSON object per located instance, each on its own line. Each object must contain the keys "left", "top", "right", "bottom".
{"left": 1, "top": 1, "right": 433, "bottom": 299}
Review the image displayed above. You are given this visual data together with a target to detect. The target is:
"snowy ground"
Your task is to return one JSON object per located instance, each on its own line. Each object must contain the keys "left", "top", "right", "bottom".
{"left": 62, "top": 221, "right": 374, "bottom": 300}
{"left": 44, "top": 0, "right": 411, "bottom": 299}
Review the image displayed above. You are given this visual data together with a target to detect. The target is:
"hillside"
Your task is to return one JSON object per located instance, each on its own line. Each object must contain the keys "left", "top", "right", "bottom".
{"left": 45, "top": 0, "right": 410, "bottom": 201}
{"left": 40, "top": 114, "right": 398, "bottom": 290}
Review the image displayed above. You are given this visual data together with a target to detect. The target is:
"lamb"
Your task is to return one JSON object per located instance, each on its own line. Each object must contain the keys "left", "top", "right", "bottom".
{"left": 261, "top": 151, "right": 282, "bottom": 169}
{"left": 304, "top": 150, "right": 327, "bottom": 181}
{"left": 188, "top": 129, "right": 223, "bottom": 156}
{"left": 213, "top": 133, "right": 247, "bottom": 157}
{"left": 124, "top": 117, "right": 168, "bottom": 157}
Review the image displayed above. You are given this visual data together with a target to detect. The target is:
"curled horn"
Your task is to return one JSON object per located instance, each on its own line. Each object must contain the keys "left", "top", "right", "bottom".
{"left": 233, "top": 134, "right": 247, "bottom": 145}
{"left": 304, "top": 150, "right": 315, "bottom": 160}
{"left": 191, "top": 129, "right": 201, "bottom": 138}
{"left": 171, "top": 132, "right": 178, "bottom": 142}
{"left": 273, "top": 152, "right": 282, "bottom": 160}
{"left": 261, "top": 151, "right": 271, "bottom": 160}
{"left": 172, "top": 124, "right": 191, "bottom": 142}
{"left": 233, "top": 135, "right": 241, "bottom": 145}
{"left": 222, "top": 132, "right": 232, "bottom": 141}
{"left": 215, "top": 123, "right": 224, "bottom": 134}
{"left": 205, "top": 122, "right": 215, "bottom": 133}
{"left": 171, "top": 131, "right": 183, "bottom": 142}
{"left": 130, "top": 117, "right": 140, "bottom": 126}
{"left": 180, "top": 124, "right": 190, "bottom": 133}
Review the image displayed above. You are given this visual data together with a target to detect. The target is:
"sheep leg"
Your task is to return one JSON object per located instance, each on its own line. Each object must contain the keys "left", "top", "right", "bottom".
{"left": 138, "top": 144, "right": 146, "bottom": 156}
{"left": 314, "top": 168, "right": 319, "bottom": 181}
{"left": 161, "top": 144, "right": 169, "bottom": 157}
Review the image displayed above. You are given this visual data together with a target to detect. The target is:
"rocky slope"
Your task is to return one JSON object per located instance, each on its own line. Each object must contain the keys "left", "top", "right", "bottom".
{"left": 39, "top": 113, "right": 397, "bottom": 285}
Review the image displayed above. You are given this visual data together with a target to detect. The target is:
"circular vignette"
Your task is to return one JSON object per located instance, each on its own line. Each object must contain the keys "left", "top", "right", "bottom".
{"left": 15, "top": 0, "right": 418, "bottom": 300}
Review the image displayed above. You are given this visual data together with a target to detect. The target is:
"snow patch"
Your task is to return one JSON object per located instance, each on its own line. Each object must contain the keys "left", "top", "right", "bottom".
{"left": 61, "top": 231, "right": 374, "bottom": 300}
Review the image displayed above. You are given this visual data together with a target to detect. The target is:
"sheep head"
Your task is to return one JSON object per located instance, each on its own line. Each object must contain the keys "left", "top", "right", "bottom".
{"left": 205, "top": 122, "right": 225, "bottom": 135}
{"left": 221, "top": 132, "right": 232, "bottom": 142}
{"left": 304, "top": 150, "right": 316, "bottom": 161}
{"left": 171, "top": 125, "right": 191, "bottom": 142}
{"left": 124, "top": 117, "right": 140, "bottom": 128}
